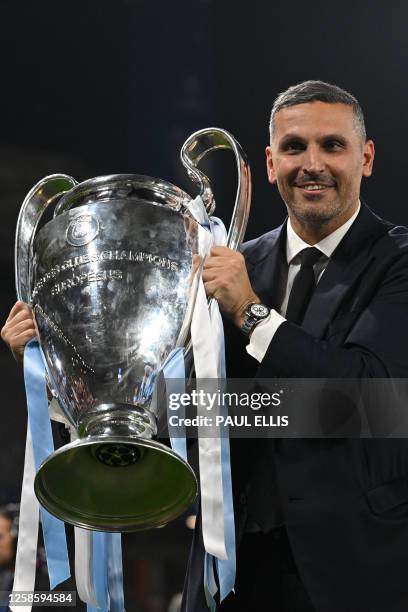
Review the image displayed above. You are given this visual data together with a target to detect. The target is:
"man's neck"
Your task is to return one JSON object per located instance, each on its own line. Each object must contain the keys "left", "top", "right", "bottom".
{"left": 288, "top": 200, "right": 360, "bottom": 245}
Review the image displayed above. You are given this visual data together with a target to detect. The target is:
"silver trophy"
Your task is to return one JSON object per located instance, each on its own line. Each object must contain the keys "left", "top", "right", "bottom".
{"left": 15, "top": 128, "right": 251, "bottom": 532}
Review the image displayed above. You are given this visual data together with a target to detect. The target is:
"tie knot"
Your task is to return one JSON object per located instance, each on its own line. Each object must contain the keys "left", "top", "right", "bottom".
{"left": 300, "top": 247, "right": 322, "bottom": 268}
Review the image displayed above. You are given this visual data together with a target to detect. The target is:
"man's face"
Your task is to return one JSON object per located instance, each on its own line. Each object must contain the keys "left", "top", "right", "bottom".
{"left": 0, "top": 516, "right": 13, "bottom": 565}
{"left": 265, "top": 101, "right": 374, "bottom": 231}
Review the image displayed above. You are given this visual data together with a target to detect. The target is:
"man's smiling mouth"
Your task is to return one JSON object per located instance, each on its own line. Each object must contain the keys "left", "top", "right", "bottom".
{"left": 294, "top": 181, "right": 336, "bottom": 193}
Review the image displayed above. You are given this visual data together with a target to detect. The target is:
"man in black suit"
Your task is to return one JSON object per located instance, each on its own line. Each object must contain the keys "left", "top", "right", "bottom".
{"left": 182, "top": 81, "right": 408, "bottom": 611}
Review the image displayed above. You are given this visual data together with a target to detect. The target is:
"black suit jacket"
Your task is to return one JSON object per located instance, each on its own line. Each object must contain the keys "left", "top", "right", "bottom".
{"left": 182, "top": 203, "right": 408, "bottom": 612}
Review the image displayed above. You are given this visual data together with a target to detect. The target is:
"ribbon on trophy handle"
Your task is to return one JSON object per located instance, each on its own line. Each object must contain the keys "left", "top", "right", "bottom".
{"left": 180, "top": 129, "right": 251, "bottom": 607}
{"left": 162, "top": 214, "right": 234, "bottom": 609}
{"left": 181, "top": 127, "right": 251, "bottom": 250}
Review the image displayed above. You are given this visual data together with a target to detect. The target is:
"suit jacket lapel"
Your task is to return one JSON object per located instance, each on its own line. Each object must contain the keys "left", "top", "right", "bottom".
{"left": 243, "top": 221, "right": 287, "bottom": 309}
{"left": 302, "top": 204, "right": 390, "bottom": 337}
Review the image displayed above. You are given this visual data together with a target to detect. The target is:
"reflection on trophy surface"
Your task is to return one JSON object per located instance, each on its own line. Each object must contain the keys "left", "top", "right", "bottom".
{"left": 15, "top": 128, "right": 251, "bottom": 532}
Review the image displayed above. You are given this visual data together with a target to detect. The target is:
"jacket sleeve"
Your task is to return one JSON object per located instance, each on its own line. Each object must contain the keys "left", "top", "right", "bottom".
{"left": 256, "top": 252, "right": 408, "bottom": 379}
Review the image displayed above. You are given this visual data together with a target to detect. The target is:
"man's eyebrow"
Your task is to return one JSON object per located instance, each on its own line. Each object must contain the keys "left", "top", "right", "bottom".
{"left": 278, "top": 133, "right": 305, "bottom": 145}
{"left": 319, "top": 133, "right": 348, "bottom": 144}
{"left": 278, "top": 133, "right": 348, "bottom": 145}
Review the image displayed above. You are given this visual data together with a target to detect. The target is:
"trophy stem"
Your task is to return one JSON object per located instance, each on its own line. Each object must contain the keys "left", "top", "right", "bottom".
{"left": 79, "top": 403, "right": 157, "bottom": 441}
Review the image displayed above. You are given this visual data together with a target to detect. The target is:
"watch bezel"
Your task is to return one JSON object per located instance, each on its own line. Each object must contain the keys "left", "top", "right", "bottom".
{"left": 249, "top": 303, "right": 270, "bottom": 319}
{"left": 240, "top": 302, "right": 271, "bottom": 337}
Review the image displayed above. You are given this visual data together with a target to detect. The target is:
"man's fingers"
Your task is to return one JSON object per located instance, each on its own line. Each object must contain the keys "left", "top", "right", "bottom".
{"left": 6, "top": 301, "right": 25, "bottom": 321}
{"left": 14, "top": 330, "right": 37, "bottom": 344}
{"left": 2, "top": 301, "right": 36, "bottom": 363}
{"left": 6, "top": 301, "right": 30, "bottom": 323}
{"left": 6, "top": 309, "right": 34, "bottom": 326}
{"left": 209, "top": 246, "right": 234, "bottom": 257}
{"left": 1, "top": 319, "right": 36, "bottom": 346}
{"left": 204, "top": 248, "right": 245, "bottom": 270}
{"left": 2, "top": 318, "right": 36, "bottom": 338}
{"left": 9, "top": 319, "right": 36, "bottom": 335}
{"left": 202, "top": 269, "right": 218, "bottom": 283}
{"left": 202, "top": 269, "right": 232, "bottom": 287}
{"left": 203, "top": 280, "right": 228, "bottom": 299}
{"left": 203, "top": 280, "right": 219, "bottom": 298}
{"left": 203, "top": 256, "right": 233, "bottom": 269}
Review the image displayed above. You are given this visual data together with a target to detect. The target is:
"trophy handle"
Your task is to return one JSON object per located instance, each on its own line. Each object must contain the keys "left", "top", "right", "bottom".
{"left": 15, "top": 174, "right": 77, "bottom": 303}
{"left": 180, "top": 127, "right": 252, "bottom": 250}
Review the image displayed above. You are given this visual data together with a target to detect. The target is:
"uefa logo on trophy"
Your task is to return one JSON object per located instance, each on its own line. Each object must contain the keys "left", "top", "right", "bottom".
{"left": 15, "top": 128, "right": 251, "bottom": 532}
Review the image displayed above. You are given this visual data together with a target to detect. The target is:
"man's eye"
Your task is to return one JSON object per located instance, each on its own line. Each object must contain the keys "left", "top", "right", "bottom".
{"left": 324, "top": 140, "right": 343, "bottom": 150}
{"left": 284, "top": 141, "right": 304, "bottom": 152}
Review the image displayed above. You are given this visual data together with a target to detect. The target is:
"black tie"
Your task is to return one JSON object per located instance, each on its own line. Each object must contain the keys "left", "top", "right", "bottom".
{"left": 286, "top": 247, "right": 322, "bottom": 325}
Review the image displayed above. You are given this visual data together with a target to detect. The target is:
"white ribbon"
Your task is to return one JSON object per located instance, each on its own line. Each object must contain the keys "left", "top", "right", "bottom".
{"left": 10, "top": 426, "right": 39, "bottom": 612}
{"left": 12, "top": 388, "right": 72, "bottom": 612}
{"left": 191, "top": 279, "right": 227, "bottom": 560}
{"left": 66, "top": 429, "right": 100, "bottom": 608}
{"left": 74, "top": 528, "right": 100, "bottom": 608}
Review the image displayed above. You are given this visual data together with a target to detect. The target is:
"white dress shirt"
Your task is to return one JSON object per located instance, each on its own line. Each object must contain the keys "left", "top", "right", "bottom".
{"left": 246, "top": 203, "right": 361, "bottom": 362}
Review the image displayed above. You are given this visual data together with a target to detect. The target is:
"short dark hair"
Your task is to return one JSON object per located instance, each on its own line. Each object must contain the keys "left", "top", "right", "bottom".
{"left": 269, "top": 80, "right": 367, "bottom": 142}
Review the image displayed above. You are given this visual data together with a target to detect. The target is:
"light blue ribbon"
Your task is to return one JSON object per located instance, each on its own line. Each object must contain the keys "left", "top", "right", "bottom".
{"left": 24, "top": 339, "right": 124, "bottom": 610}
{"left": 87, "top": 532, "right": 109, "bottom": 612}
{"left": 85, "top": 532, "right": 123, "bottom": 612}
{"left": 163, "top": 214, "right": 236, "bottom": 609}
{"left": 23, "top": 339, "right": 70, "bottom": 589}
{"left": 106, "top": 533, "right": 124, "bottom": 612}
{"left": 87, "top": 532, "right": 124, "bottom": 612}
{"left": 213, "top": 316, "right": 236, "bottom": 602}
{"left": 204, "top": 553, "right": 217, "bottom": 612}
{"left": 163, "top": 348, "right": 187, "bottom": 461}
{"left": 205, "top": 216, "right": 236, "bottom": 607}
{"left": 84, "top": 500, "right": 123, "bottom": 612}
{"left": 203, "top": 334, "right": 236, "bottom": 606}
{"left": 209, "top": 217, "right": 227, "bottom": 249}
{"left": 214, "top": 430, "right": 236, "bottom": 601}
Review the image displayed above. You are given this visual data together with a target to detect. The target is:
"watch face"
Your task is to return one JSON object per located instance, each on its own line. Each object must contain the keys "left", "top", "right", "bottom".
{"left": 250, "top": 303, "right": 269, "bottom": 318}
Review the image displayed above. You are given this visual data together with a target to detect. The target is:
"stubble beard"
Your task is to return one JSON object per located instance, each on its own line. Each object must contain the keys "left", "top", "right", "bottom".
{"left": 287, "top": 196, "right": 342, "bottom": 225}
{"left": 282, "top": 187, "right": 358, "bottom": 229}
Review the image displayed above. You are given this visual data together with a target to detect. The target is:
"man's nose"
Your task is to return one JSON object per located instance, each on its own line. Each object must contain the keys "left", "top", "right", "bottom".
{"left": 301, "top": 145, "right": 325, "bottom": 175}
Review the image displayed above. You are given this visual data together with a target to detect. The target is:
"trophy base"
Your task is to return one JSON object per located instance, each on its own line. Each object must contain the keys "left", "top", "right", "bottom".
{"left": 34, "top": 436, "right": 197, "bottom": 532}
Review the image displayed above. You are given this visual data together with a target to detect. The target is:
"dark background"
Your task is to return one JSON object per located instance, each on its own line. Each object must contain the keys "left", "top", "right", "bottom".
{"left": 1, "top": 1, "right": 407, "bottom": 610}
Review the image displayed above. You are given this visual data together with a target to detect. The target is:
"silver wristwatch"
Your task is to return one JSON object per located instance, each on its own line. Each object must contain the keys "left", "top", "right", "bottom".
{"left": 240, "top": 302, "right": 270, "bottom": 336}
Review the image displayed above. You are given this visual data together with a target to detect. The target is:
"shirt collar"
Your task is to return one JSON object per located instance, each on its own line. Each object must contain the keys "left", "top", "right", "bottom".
{"left": 286, "top": 202, "right": 361, "bottom": 264}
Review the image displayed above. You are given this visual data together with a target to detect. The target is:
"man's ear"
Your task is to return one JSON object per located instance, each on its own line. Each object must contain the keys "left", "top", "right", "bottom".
{"left": 362, "top": 139, "right": 375, "bottom": 178}
{"left": 265, "top": 146, "right": 277, "bottom": 184}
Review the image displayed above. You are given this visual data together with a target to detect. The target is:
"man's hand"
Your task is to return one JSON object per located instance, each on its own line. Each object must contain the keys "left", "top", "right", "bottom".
{"left": 1, "top": 301, "right": 37, "bottom": 364}
{"left": 202, "top": 246, "right": 260, "bottom": 327}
